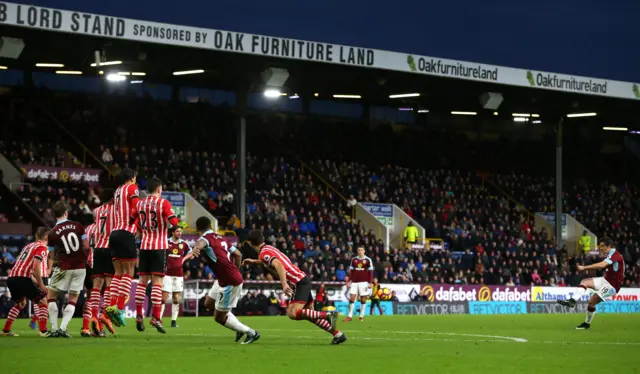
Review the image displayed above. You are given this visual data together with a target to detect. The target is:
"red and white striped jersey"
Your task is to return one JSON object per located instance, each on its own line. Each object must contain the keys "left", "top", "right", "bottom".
{"left": 85, "top": 223, "right": 96, "bottom": 268}
{"left": 113, "top": 183, "right": 139, "bottom": 233}
{"left": 259, "top": 245, "right": 306, "bottom": 286}
{"left": 9, "top": 241, "right": 49, "bottom": 278}
{"left": 93, "top": 203, "right": 115, "bottom": 248}
{"left": 134, "top": 195, "right": 179, "bottom": 250}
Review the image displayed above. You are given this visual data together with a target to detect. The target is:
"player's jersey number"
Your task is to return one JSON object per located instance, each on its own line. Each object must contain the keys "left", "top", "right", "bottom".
{"left": 139, "top": 210, "right": 158, "bottom": 231}
{"left": 61, "top": 232, "right": 80, "bottom": 254}
{"left": 220, "top": 241, "right": 231, "bottom": 261}
{"left": 99, "top": 216, "right": 108, "bottom": 234}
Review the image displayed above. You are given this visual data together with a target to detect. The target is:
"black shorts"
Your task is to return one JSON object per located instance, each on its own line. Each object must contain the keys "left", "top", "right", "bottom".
{"left": 138, "top": 249, "right": 167, "bottom": 276}
{"left": 370, "top": 298, "right": 381, "bottom": 307}
{"left": 8, "top": 277, "right": 46, "bottom": 302}
{"left": 84, "top": 265, "right": 94, "bottom": 290}
{"left": 109, "top": 230, "right": 137, "bottom": 260}
{"left": 93, "top": 248, "right": 115, "bottom": 277}
{"left": 291, "top": 276, "right": 313, "bottom": 305}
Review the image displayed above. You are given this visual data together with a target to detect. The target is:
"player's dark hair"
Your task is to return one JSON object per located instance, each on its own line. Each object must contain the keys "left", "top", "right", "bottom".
{"left": 52, "top": 201, "right": 69, "bottom": 219}
{"left": 601, "top": 237, "right": 614, "bottom": 247}
{"left": 147, "top": 177, "right": 162, "bottom": 194}
{"left": 196, "top": 216, "right": 212, "bottom": 232}
{"left": 120, "top": 167, "right": 137, "bottom": 184}
{"left": 248, "top": 229, "right": 265, "bottom": 246}
{"left": 35, "top": 226, "right": 50, "bottom": 240}
{"left": 100, "top": 188, "right": 114, "bottom": 203}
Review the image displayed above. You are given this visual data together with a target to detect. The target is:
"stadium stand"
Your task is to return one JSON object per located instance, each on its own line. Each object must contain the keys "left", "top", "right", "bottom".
{"left": 0, "top": 89, "right": 638, "bottom": 288}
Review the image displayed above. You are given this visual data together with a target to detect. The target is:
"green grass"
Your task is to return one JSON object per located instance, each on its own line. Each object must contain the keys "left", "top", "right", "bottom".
{"left": 1, "top": 314, "right": 639, "bottom": 374}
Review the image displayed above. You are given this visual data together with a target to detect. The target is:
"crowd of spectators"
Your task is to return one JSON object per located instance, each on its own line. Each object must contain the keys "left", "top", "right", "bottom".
{"left": 0, "top": 89, "right": 638, "bottom": 288}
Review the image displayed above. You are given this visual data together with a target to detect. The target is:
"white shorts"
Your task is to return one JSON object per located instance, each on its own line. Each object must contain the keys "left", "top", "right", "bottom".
{"left": 207, "top": 281, "right": 243, "bottom": 312}
{"left": 593, "top": 277, "right": 617, "bottom": 300}
{"left": 349, "top": 282, "right": 371, "bottom": 297}
{"left": 49, "top": 268, "right": 86, "bottom": 294}
{"left": 162, "top": 276, "right": 184, "bottom": 293}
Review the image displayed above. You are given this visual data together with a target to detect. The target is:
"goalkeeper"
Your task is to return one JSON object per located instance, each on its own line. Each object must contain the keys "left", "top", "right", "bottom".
{"left": 369, "top": 278, "right": 383, "bottom": 315}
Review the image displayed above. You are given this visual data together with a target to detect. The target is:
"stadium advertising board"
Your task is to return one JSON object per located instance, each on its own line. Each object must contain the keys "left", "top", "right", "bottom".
{"left": 161, "top": 191, "right": 186, "bottom": 220}
{"left": 532, "top": 286, "right": 640, "bottom": 302}
{"left": 360, "top": 203, "right": 394, "bottom": 228}
{"left": 21, "top": 165, "right": 101, "bottom": 183}
{"left": 0, "top": 2, "right": 637, "bottom": 100}
{"left": 468, "top": 301, "right": 527, "bottom": 315}
{"left": 530, "top": 301, "right": 640, "bottom": 314}
{"left": 334, "top": 301, "right": 393, "bottom": 316}
{"left": 420, "top": 285, "right": 531, "bottom": 302}
{"left": 394, "top": 302, "right": 467, "bottom": 315}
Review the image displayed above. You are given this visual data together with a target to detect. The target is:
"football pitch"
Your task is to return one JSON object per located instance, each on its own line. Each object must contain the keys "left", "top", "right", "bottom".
{"left": 1, "top": 314, "right": 639, "bottom": 374}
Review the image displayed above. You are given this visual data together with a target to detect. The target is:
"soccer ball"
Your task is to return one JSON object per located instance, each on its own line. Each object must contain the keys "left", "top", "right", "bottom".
{"left": 377, "top": 287, "right": 392, "bottom": 301}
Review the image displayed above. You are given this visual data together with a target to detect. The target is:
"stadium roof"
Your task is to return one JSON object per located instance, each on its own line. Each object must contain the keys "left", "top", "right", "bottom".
{"left": 0, "top": 2, "right": 639, "bottom": 129}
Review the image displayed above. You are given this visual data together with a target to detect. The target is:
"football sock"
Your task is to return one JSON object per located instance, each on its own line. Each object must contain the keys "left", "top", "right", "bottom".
{"left": 60, "top": 302, "right": 76, "bottom": 331}
{"left": 3, "top": 304, "right": 23, "bottom": 332}
{"left": 102, "top": 286, "right": 111, "bottom": 314}
{"left": 295, "top": 309, "right": 327, "bottom": 321}
{"left": 48, "top": 300, "right": 59, "bottom": 330}
{"left": 572, "top": 285, "right": 588, "bottom": 301}
{"left": 37, "top": 301, "right": 48, "bottom": 332}
{"left": 585, "top": 306, "right": 596, "bottom": 324}
{"left": 223, "top": 312, "right": 253, "bottom": 334}
{"left": 31, "top": 304, "right": 39, "bottom": 323}
{"left": 90, "top": 288, "right": 101, "bottom": 319}
{"left": 348, "top": 302, "right": 354, "bottom": 318}
{"left": 82, "top": 301, "right": 91, "bottom": 330}
{"left": 151, "top": 284, "right": 162, "bottom": 320}
{"left": 109, "top": 277, "right": 121, "bottom": 306}
{"left": 172, "top": 303, "right": 180, "bottom": 321}
{"left": 117, "top": 274, "right": 133, "bottom": 310}
{"left": 161, "top": 304, "right": 166, "bottom": 318}
{"left": 359, "top": 301, "right": 366, "bottom": 318}
{"left": 311, "top": 318, "right": 335, "bottom": 335}
{"left": 135, "top": 282, "right": 146, "bottom": 316}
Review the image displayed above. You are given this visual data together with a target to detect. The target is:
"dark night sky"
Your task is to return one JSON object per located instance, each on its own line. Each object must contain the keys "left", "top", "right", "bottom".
{"left": 23, "top": 0, "right": 640, "bottom": 82}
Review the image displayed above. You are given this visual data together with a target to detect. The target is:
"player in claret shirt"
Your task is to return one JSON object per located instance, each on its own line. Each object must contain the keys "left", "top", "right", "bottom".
{"left": 47, "top": 201, "right": 90, "bottom": 338}
{"left": 162, "top": 227, "right": 193, "bottom": 328}
{"left": 192, "top": 216, "right": 260, "bottom": 344}
{"left": 243, "top": 229, "right": 346, "bottom": 345}
{"left": 557, "top": 237, "right": 625, "bottom": 329}
{"left": 130, "top": 178, "right": 180, "bottom": 334}
{"left": 1, "top": 227, "right": 50, "bottom": 337}
{"left": 344, "top": 246, "right": 374, "bottom": 322}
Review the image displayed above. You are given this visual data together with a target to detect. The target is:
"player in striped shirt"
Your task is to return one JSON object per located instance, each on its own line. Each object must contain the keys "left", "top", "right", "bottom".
{"left": 129, "top": 177, "right": 179, "bottom": 334}
{"left": 80, "top": 223, "right": 98, "bottom": 337}
{"left": 89, "top": 188, "right": 116, "bottom": 336}
{"left": 106, "top": 168, "right": 140, "bottom": 327}
{"left": 29, "top": 239, "right": 51, "bottom": 333}
{"left": 243, "top": 229, "right": 346, "bottom": 345}
{"left": 1, "top": 227, "right": 50, "bottom": 337}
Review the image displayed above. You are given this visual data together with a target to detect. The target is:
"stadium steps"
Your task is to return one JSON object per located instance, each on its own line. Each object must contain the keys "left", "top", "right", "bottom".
{"left": 35, "top": 101, "right": 114, "bottom": 182}
{"left": 0, "top": 159, "right": 47, "bottom": 227}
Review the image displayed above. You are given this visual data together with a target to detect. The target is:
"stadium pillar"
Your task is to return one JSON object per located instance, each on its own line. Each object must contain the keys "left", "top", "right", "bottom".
{"left": 555, "top": 118, "right": 563, "bottom": 248}
{"left": 236, "top": 88, "right": 248, "bottom": 227}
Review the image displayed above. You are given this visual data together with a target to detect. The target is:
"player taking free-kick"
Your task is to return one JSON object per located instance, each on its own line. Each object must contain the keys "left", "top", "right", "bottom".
{"left": 161, "top": 227, "right": 193, "bottom": 328}
{"left": 1, "top": 227, "right": 50, "bottom": 337}
{"left": 192, "top": 216, "right": 260, "bottom": 344}
{"left": 130, "top": 177, "right": 179, "bottom": 334}
{"left": 47, "top": 201, "right": 91, "bottom": 338}
{"left": 344, "top": 246, "right": 373, "bottom": 322}
{"left": 106, "top": 168, "right": 140, "bottom": 328}
{"left": 243, "top": 229, "right": 346, "bottom": 345}
{"left": 557, "top": 237, "right": 625, "bottom": 330}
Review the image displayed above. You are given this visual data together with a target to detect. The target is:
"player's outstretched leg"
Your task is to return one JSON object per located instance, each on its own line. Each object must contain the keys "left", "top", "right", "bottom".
{"left": 288, "top": 303, "right": 345, "bottom": 345}
{"left": 1, "top": 299, "right": 26, "bottom": 337}
{"left": 214, "top": 310, "right": 260, "bottom": 344}
{"left": 577, "top": 293, "right": 601, "bottom": 330}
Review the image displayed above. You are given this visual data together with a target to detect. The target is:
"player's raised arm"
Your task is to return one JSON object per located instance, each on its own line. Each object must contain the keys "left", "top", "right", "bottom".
{"left": 271, "top": 258, "right": 293, "bottom": 296}
{"left": 577, "top": 260, "right": 610, "bottom": 271}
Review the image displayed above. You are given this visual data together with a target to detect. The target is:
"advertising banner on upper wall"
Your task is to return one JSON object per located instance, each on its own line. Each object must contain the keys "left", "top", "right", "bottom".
{"left": 0, "top": 2, "right": 637, "bottom": 100}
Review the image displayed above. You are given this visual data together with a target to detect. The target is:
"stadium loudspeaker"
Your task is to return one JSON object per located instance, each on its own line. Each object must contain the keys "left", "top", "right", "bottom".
{"left": 479, "top": 92, "right": 503, "bottom": 110}
{"left": 0, "top": 37, "right": 25, "bottom": 59}
{"left": 261, "top": 67, "right": 289, "bottom": 88}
